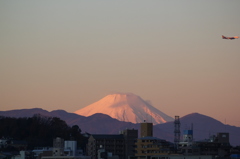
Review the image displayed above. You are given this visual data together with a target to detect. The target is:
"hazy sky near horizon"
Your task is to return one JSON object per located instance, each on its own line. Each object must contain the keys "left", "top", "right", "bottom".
{"left": 1, "top": 1, "right": 240, "bottom": 126}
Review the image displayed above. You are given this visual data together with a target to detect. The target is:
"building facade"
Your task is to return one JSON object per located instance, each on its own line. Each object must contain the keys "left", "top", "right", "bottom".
{"left": 135, "top": 122, "right": 175, "bottom": 159}
{"left": 140, "top": 122, "right": 153, "bottom": 138}
{"left": 135, "top": 136, "right": 175, "bottom": 159}
{"left": 87, "top": 134, "right": 125, "bottom": 159}
{"left": 87, "top": 129, "right": 138, "bottom": 159}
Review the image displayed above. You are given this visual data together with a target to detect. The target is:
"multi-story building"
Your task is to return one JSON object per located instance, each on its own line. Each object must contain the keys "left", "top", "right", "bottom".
{"left": 135, "top": 122, "right": 175, "bottom": 159}
{"left": 196, "top": 132, "right": 231, "bottom": 157}
{"left": 87, "top": 129, "right": 138, "bottom": 159}
{"left": 52, "top": 137, "right": 64, "bottom": 156}
{"left": 87, "top": 134, "right": 124, "bottom": 159}
{"left": 178, "top": 130, "right": 231, "bottom": 158}
{"left": 140, "top": 122, "right": 153, "bottom": 138}
{"left": 135, "top": 136, "right": 175, "bottom": 158}
{"left": 120, "top": 129, "right": 138, "bottom": 158}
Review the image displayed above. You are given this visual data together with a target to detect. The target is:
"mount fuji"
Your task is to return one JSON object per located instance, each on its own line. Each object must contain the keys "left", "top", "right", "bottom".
{"left": 74, "top": 93, "right": 174, "bottom": 125}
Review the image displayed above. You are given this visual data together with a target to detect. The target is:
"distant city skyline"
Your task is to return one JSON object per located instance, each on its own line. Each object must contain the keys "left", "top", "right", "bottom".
{"left": 1, "top": 1, "right": 240, "bottom": 127}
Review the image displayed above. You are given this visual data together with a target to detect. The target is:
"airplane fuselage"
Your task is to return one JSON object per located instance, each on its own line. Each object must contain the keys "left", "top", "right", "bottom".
{"left": 222, "top": 35, "right": 239, "bottom": 40}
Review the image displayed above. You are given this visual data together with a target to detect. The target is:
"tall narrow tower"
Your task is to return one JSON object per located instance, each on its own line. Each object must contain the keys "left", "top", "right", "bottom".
{"left": 174, "top": 116, "right": 181, "bottom": 147}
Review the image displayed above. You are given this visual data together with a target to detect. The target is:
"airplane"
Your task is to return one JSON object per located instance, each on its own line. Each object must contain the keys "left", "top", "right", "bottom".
{"left": 222, "top": 35, "right": 239, "bottom": 40}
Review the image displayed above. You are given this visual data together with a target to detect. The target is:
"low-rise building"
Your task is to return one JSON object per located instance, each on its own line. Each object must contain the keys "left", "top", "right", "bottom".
{"left": 33, "top": 137, "right": 90, "bottom": 159}
{"left": 178, "top": 130, "right": 231, "bottom": 158}
{"left": 11, "top": 151, "right": 34, "bottom": 159}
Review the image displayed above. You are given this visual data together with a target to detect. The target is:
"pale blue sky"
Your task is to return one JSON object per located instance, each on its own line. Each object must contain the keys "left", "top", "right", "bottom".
{"left": 1, "top": 1, "right": 240, "bottom": 126}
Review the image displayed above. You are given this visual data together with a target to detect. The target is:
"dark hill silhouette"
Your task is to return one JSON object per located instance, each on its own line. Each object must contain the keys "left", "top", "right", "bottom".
{"left": 0, "top": 109, "right": 139, "bottom": 134}
{"left": 0, "top": 108, "right": 50, "bottom": 118}
{"left": 0, "top": 109, "right": 239, "bottom": 146}
{"left": 78, "top": 113, "right": 139, "bottom": 134}
{"left": 155, "top": 113, "right": 240, "bottom": 146}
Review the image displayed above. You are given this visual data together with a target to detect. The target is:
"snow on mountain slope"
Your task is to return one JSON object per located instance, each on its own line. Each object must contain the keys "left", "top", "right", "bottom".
{"left": 74, "top": 93, "right": 174, "bottom": 125}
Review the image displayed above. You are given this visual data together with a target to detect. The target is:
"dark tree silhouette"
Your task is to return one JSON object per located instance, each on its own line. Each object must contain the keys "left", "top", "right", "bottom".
{"left": 0, "top": 115, "right": 84, "bottom": 150}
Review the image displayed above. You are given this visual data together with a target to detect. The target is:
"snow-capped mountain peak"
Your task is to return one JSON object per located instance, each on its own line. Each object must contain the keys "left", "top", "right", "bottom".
{"left": 74, "top": 93, "right": 173, "bottom": 125}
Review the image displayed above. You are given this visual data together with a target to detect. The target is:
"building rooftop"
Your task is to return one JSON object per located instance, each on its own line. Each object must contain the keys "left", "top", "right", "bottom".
{"left": 138, "top": 136, "right": 162, "bottom": 140}
{"left": 91, "top": 134, "right": 124, "bottom": 140}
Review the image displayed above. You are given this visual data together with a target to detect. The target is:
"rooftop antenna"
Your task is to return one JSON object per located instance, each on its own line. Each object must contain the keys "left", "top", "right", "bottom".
{"left": 174, "top": 116, "right": 181, "bottom": 149}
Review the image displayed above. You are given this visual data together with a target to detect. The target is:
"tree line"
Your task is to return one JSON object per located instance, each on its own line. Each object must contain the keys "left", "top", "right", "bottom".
{"left": 0, "top": 114, "right": 84, "bottom": 150}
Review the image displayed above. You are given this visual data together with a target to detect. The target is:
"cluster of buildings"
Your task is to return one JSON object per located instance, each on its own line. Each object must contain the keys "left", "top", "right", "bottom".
{"left": 1, "top": 117, "right": 240, "bottom": 159}
{"left": 85, "top": 119, "right": 236, "bottom": 159}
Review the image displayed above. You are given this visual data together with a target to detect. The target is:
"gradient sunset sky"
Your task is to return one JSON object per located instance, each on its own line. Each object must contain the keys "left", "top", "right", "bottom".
{"left": 1, "top": 1, "right": 240, "bottom": 126}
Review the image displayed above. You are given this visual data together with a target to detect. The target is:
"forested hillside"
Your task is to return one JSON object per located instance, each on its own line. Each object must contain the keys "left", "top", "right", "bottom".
{"left": 0, "top": 114, "right": 84, "bottom": 150}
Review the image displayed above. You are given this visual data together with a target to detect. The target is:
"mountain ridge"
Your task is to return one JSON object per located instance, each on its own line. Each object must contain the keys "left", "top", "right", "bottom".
{"left": 74, "top": 93, "right": 174, "bottom": 125}
{"left": 0, "top": 108, "right": 239, "bottom": 146}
